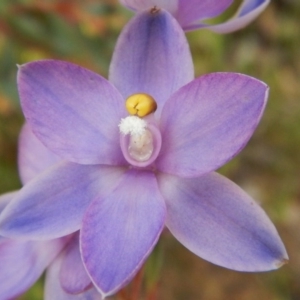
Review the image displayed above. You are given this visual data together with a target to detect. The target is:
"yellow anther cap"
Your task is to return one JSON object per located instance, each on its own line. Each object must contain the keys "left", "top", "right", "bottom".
{"left": 125, "top": 93, "right": 157, "bottom": 117}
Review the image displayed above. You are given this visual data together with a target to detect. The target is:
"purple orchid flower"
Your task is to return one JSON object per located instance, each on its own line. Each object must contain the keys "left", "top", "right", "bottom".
{"left": 119, "top": 0, "right": 270, "bottom": 33}
{"left": 45, "top": 232, "right": 102, "bottom": 300}
{"left": 0, "top": 124, "right": 102, "bottom": 300}
{"left": 0, "top": 9, "right": 287, "bottom": 299}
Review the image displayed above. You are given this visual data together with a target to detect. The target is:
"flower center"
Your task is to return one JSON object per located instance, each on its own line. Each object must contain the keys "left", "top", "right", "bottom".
{"left": 129, "top": 128, "right": 153, "bottom": 162}
{"left": 119, "top": 116, "right": 153, "bottom": 162}
{"left": 119, "top": 93, "right": 161, "bottom": 167}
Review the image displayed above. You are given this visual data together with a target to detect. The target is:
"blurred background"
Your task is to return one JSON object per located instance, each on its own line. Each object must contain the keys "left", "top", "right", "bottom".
{"left": 0, "top": 0, "right": 299, "bottom": 299}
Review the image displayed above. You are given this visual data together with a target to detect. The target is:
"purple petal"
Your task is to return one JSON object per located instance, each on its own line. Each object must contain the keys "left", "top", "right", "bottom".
{"left": 158, "top": 172, "right": 288, "bottom": 271}
{"left": 0, "top": 163, "right": 126, "bottom": 239}
{"left": 0, "top": 237, "right": 66, "bottom": 299}
{"left": 157, "top": 73, "right": 268, "bottom": 177}
{"left": 0, "top": 191, "right": 17, "bottom": 213}
{"left": 81, "top": 169, "right": 166, "bottom": 296}
{"left": 238, "top": 0, "right": 268, "bottom": 16}
{"left": 60, "top": 233, "right": 92, "bottom": 294}
{"left": 176, "top": 0, "right": 233, "bottom": 28}
{"left": 18, "top": 60, "right": 127, "bottom": 165}
{"left": 109, "top": 9, "right": 194, "bottom": 116}
{"left": 18, "top": 123, "right": 60, "bottom": 185}
{"left": 186, "top": 0, "right": 270, "bottom": 33}
{"left": 45, "top": 254, "right": 102, "bottom": 300}
{"left": 119, "top": 0, "right": 178, "bottom": 14}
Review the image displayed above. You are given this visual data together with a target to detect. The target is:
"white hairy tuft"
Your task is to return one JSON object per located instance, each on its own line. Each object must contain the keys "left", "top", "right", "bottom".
{"left": 118, "top": 116, "right": 147, "bottom": 136}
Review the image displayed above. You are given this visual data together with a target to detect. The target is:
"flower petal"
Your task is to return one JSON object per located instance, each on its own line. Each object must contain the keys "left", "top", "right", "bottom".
{"left": 0, "top": 237, "right": 66, "bottom": 299}
{"left": 157, "top": 73, "right": 268, "bottom": 177}
{"left": 109, "top": 9, "right": 194, "bottom": 116}
{"left": 186, "top": 0, "right": 270, "bottom": 33}
{"left": 81, "top": 169, "right": 166, "bottom": 296}
{"left": 176, "top": 0, "right": 233, "bottom": 28}
{"left": 0, "top": 163, "right": 126, "bottom": 240}
{"left": 0, "top": 191, "right": 17, "bottom": 213}
{"left": 60, "top": 234, "right": 92, "bottom": 294}
{"left": 119, "top": 0, "right": 178, "bottom": 14}
{"left": 45, "top": 254, "right": 102, "bottom": 300}
{"left": 18, "top": 123, "right": 60, "bottom": 185}
{"left": 158, "top": 172, "right": 288, "bottom": 271}
{"left": 18, "top": 60, "right": 127, "bottom": 165}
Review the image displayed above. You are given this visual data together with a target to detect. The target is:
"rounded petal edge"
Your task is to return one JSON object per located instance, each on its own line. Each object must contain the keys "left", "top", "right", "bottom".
{"left": 158, "top": 172, "right": 288, "bottom": 272}
{"left": 81, "top": 169, "right": 166, "bottom": 296}
{"left": 18, "top": 59, "right": 126, "bottom": 166}
{"left": 157, "top": 72, "right": 269, "bottom": 177}
{"left": 109, "top": 9, "right": 194, "bottom": 117}
{"left": 185, "top": 0, "right": 270, "bottom": 33}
